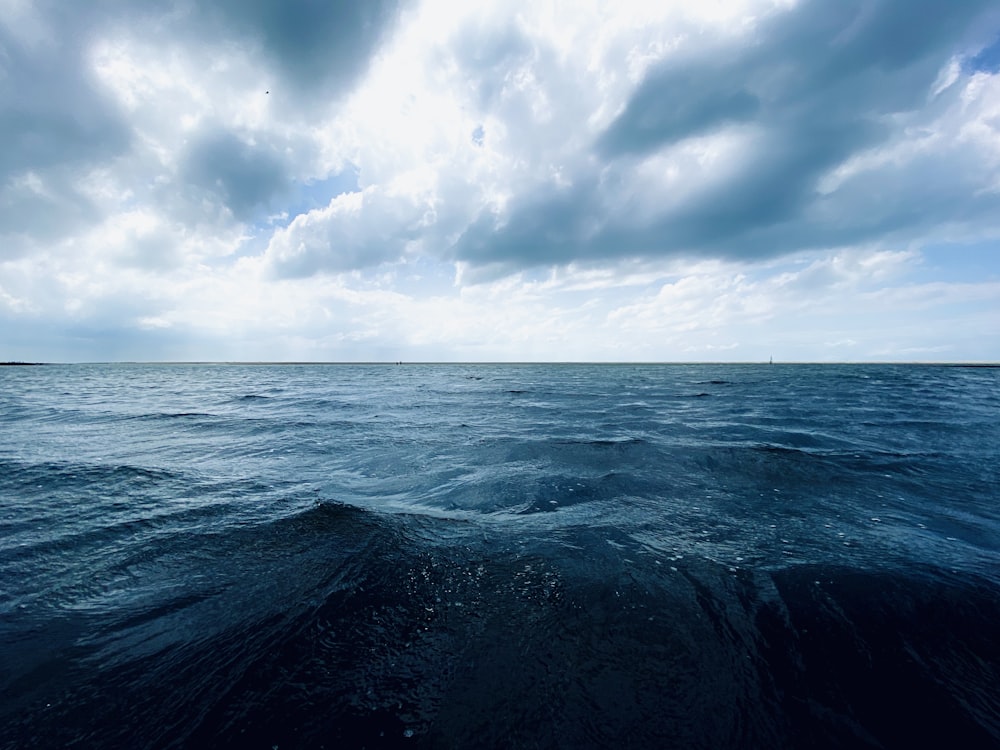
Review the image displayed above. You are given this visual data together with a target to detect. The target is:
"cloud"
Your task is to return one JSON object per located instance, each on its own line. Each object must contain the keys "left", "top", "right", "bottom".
{"left": 0, "top": 6, "right": 132, "bottom": 256}
{"left": 0, "top": 172, "right": 101, "bottom": 259}
{"left": 0, "top": 7, "right": 131, "bottom": 176}
{"left": 0, "top": 0, "right": 405, "bottom": 288}
{"left": 969, "top": 33, "right": 1000, "bottom": 73}
{"left": 450, "top": 0, "right": 1000, "bottom": 272}
{"left": 194, "top": 0, "right": 408, "bottom": 99}
{"left": 1, "top": 0, "right": 998, "bottom": 362}
{"left": 182, "top": 128, "right": 289, "bottom": 220}
{"left": 264, "top": 187, "right": 428, "bottom": 277}
{"left": 596, "top": 66, "right": 760, "bottom": 158}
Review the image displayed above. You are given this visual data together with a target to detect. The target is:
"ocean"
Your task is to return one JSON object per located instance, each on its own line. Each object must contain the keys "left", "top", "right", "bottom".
{"left": 1, "top": 363, "right": 998, "bottom": 748}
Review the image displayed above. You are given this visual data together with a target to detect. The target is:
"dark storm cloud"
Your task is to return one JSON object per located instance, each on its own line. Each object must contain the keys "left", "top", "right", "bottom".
{"left": 182, "top": 129, "right": 289, "bottom": 220}
{"left": 0, "top": 27, "right": 130, "bottom": 176}
{"left": 195, "top": 0, "right": 407, "bottom": 98}
{"left": 596, "top": 69, "right": 760, "bottom": 158}
{"left": 454, "top": 183, "right": 600, "bottom": 269}
{"left": 453, "top": 0, "right": 1000, "bottom": 272}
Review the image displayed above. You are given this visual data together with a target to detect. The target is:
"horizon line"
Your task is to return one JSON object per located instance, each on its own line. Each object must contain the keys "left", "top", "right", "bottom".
{"left": 3, "top": 360, "right": 999, "bottom": 367}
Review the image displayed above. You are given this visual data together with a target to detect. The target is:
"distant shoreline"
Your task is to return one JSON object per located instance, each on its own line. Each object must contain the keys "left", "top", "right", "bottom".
{"left": 0, "top": 362, "right": 47, "bottom": 366}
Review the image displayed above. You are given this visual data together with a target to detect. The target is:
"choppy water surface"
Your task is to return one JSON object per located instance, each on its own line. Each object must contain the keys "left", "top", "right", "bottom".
{"left": 1, "top": 363, "right": 998, "bottom": 748}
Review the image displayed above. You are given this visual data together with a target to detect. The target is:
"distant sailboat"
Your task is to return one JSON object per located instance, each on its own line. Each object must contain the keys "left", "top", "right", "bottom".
{"left": 769, "top": 355, "right": 773, "bottom": 364}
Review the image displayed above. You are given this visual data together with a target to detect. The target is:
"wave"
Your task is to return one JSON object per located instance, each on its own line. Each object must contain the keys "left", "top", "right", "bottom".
{"left": 4, "top": 502, "right": 998, "bottom": 749}
{"left": 0, "top": 458, "right": 181, "bottom": 488}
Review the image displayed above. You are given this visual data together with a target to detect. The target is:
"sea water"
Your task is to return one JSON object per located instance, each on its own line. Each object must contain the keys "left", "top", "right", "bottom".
{"left": 1, "top": 363, "right": 998, "bottom": 748}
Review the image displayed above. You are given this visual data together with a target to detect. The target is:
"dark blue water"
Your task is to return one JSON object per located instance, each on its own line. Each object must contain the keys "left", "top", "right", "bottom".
{"left": 1, "top": 363, "right": 998, "bottom": 748}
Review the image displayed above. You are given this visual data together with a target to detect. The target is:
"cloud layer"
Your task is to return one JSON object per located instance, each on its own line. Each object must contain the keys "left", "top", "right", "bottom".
{"left": 0, "top": 0, "right": 998, "bottom": 361}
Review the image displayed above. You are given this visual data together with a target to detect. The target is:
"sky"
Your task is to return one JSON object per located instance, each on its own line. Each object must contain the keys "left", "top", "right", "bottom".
{"left": 1, "top": 0, "right": 999, "bottom": 362}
